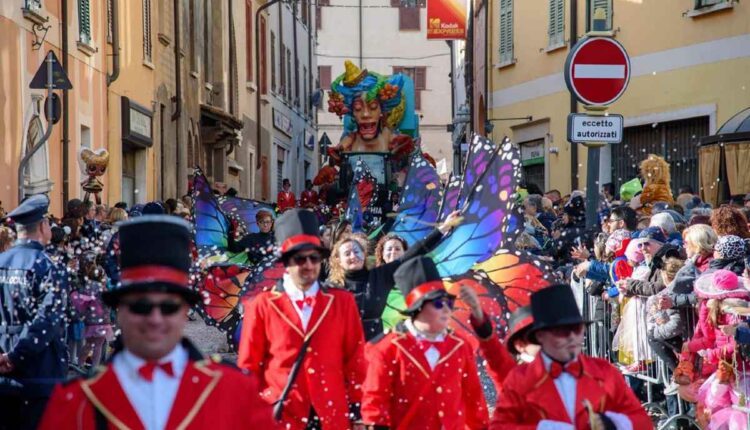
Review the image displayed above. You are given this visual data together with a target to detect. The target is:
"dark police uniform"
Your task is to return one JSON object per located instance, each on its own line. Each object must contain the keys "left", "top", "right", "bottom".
{"left": 0, "top": 195, "right": 68, "bottom": 430}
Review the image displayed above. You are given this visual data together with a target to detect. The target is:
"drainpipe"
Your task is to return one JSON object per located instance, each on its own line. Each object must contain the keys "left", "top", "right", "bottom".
{"left": 172, "top": 0, "right": 182, "bottom": 120}
{"left": 106, "top": 0, "right": 120, "bottom": 86}
{"left": 228, "top": 0, "right": 236, "bottom": 115}
{"left": 569, "top": 0, "right": 578, "bottom": 190}
{"left": 255, "top": 0, "right": 284, "bottom": 168}
{"left": 62, "top": 0, "right": 70, "bottom": 207}
{"left": 358, "top": 0, "right": 362, "bottom": 67}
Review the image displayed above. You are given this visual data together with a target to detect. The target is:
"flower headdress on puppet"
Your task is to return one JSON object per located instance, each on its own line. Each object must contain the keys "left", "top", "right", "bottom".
{"left": 639, "top": 154, "right": 674, "bottom": 215}
{"left": 327, "top": 60, "right": 418, "bottom": 161}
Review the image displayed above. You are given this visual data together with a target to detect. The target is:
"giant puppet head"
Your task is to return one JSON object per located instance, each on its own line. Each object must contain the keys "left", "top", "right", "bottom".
{"left": 327, "top": 61, "right": 418, "bottom": 155}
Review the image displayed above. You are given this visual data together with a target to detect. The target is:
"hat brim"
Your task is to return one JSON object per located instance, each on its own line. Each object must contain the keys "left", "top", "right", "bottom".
{"left": 102, "top": 282, "right": 201, "bottom": 307}
{"left": 694, "top": 274, "right": 750, "bottom": 300}
{"left": 278, "top": 244, "right": 331, "bottom": 262}
{"left": 526, "top": 317, "right": 595, "bottom": 344}
{"left": 506, "top": 326, "right": 533, "bottom": 355}
{"left": 399, "top": 290, "right": 456, "bottom": 315}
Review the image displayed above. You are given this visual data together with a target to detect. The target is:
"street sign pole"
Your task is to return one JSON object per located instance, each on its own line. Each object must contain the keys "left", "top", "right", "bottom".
{"left": 582, "top": 106, "right": 608, "bottom": 229}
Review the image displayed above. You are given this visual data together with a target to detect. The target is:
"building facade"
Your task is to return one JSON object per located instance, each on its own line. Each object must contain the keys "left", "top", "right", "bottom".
{"left": 484, "top": 0, "right": 750, "bottom": 196}
{"left": 317, "top": 0, "right": 454, "bottom": 173}
{"left": 1, "top": 0, "right": 108, "bottom": 215}
{"left": 263, "top": 0, "right": 319, "bottom": 200}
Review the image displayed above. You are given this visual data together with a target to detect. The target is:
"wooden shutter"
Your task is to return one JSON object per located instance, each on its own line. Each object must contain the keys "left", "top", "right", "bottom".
{"left": 399, "top": 7, "right": 420, "bottom": 30}
{"left": 415, "top": 67, "right": 426, "bottom": 89}
{"left": 319, "top": 66, "right": 332, "bottom": 89}
{"left": 499, "top": 0, "right": 513, "bottom": 64}
{"left": 548, "top": 0, "right": 564, "bottom": 47}
{"left": 143, "top": 0, "right": 152, "bottom": 61}
{"left": 391, "top": 0, "right": 401, "bottom": 7}
{"left": 318, "top": 0, "right": 329, "bottom": 5}
{"left": 270, "top": 31, "right": 276, "bottom": 92}
{"left": 246, "top": 0, "right": 253, "bottom": 82}
{"left": 260, "top": 16, "right": 267, "bottom": 93}
{"left": 79, "top": 0, "right": 91, "bottom": 43}
{"left": 301, "top": 0, "right": 309, "bottom": 26}
{"left": 279, "top": 42, "right": 286, "bottom": 96}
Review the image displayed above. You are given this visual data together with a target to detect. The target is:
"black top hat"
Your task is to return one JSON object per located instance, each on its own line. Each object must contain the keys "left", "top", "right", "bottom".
{"left": 275, "top": 208, "right": 329, "bottom": 261}
{"left": 527, "top": 284, "right": 592, "bottom": 343}
{"left": 394, "top": 256, "right": 454, "bottom": 315}
{"left": 505, "top": 305, "right": 534, "bottom": 355}
{"left": 102, "top": 215, "right": 200, "bottom": 306}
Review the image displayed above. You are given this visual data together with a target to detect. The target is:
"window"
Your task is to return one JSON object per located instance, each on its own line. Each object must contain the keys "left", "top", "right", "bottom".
{"left": 286, "top": 48, "right": 292, "bottom": 103}
{"left": 301, "top": 0, "right": 309, "bottom": 27}
{"left": 271, "top": 31, "right": 277, "bottom": 92}
{"left": 204, "top": 0, "right": 213, "bottom": 83}
{"left": 393, "top": 66, "right": 426, "bottom": 110}
{"left": 78, "top": 0, "right": 91, "bottom": 44}
{"left": 319, "top": 65, "right": 332, "bottom": 90}
{"left": 317, "top": 0, "right": 329, "bottom": 30}
{"left": 695, "top": 0, "right": 727, "bottom": 8}
{"left": 586, "top": 0, "right": 612, "bottom": 32}
{"left": 399, "top": 7, "right": 420, "bottom": 30}
{"left": 107, "top": 0, "right": 114, "bottom": 43}
{"left": 143, "top": 0, "right": 153, "bottom": 62}
{"left": 189, "top": 0, "right": 197, "bottom": 72}
{"left": 303, "top": 66, "right": 308, "bottom": 115}
{"left": 548, "top": 0, "right": 564, "bottom": 48}
{"left": 245, "top": 0, "right": 253, "bottom": 82}
{"left": 499, "top": 0, "right": 513, "bottom": 65}
{"left": 279, "top": 42, "right": 286, "bottom": 96}
{"left": 260, "top": 16, "right": 267, "bottom": 93}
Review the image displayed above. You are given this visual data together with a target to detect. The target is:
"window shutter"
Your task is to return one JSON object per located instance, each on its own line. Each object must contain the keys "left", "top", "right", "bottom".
{"left": 79, "top": 0, "right": 91, "bottom": 43}
{"left": 391, "top": 0, "right": 401, "bottom": 7}
{"left": 319, "top": 66, "right": 332, "bottom": 89}
{"left": 392, "top": 66, "right": 403, "bottom": 75}
{"left": 301, "top": 0, "right": 309, "bottom": 26}
{"left": 260, "top": 16, "right": 267, "bottom": 93}
{"left": 270, "top": 31, "right": 276, "bottom": 92}
{"left": 548, "top": 0, "right": 564, "bottom": 47}
{"left": 246, "top": 0, "right": 253, "bottom": 82}
{"left": 316, "top": 6, "right": 322, "bottom": 30}
{"left": 318, "top": 0, "right": 330, "bottom": 5}
{"left": 415, "top": 67, "right": 426, "bottom": 90}
{"left": 499, "top": 0, "right": 513, "bottom": 64}
{"left": 415, "top": 91, "right": 421, "bottom": 110}
{"left": 143, "top": 0, "right": 152, "bottom": 61}
{"left": 399, "top": 7, "right": 420, "bottom": 30}
{"left": 279, "top": 42, "right": 286, "bottom": 96}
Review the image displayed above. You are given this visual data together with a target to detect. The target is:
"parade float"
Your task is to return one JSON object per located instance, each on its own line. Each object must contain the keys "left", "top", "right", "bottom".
{"left": 189, "top": 61, "right": 559, "bottom": 349}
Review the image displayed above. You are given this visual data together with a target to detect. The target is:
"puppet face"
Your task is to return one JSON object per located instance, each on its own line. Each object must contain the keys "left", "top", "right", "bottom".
{"left": 352, "top": 95, "right": 382, "bottom": 141}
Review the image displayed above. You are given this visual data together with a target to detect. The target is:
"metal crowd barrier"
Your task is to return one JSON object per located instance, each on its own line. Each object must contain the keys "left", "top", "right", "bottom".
{"left": 578, "top": 281, "right": 700, "bottom": 430}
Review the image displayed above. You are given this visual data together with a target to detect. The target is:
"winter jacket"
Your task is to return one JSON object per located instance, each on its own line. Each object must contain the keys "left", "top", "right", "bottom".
{"left": 687, "top": 299, "right": 748, "bottom": 376}
{"left": 705, "top": 256, "right": 746, "bottom": 277}
{"left": 666, "top": 254, "right": 713, "bottom": 309}
{"left": 623, "top": 244, "right": 680, "bottom": 297}
{"left": 646, "top": 283, "right": 683, "bottom": 341}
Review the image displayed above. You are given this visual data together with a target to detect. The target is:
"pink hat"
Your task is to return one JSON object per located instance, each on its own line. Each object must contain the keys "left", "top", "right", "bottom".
{"left": 695, "top": 269, "right": 750, "bottom": 300}
{"left": 624, "top": 239, "right": 644, "bottom": 264}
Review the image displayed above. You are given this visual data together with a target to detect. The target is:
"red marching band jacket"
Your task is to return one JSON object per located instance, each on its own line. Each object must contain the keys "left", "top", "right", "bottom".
{"left": 491, "top": 354, "right": 653, "bottom": 430}
{"left": 237, "top": 284, "right": 366, "bottom": 430}
{"left": 361, "top": 327, "right": 490, "bottom": 430}
{"left": 37, "top": 341, "right": 275, "bottom": 430}
{"left": 277, "top": 191, "right": 297, "bottom": 212}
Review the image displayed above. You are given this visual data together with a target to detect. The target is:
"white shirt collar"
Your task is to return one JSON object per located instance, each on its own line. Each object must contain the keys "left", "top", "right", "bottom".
{"left": 120, "top": 343, "right": 189, "bottom": 380}
{"left": 282, "top": 273, "right": 319, "bottom": 301}
{"left": 404, "top": 318, "right": 446, "bottom": 342}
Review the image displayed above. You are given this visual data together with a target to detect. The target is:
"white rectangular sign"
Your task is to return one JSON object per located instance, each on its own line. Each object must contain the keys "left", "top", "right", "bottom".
{"left": 567, "top": 113, "right": 623, "bottom": 144}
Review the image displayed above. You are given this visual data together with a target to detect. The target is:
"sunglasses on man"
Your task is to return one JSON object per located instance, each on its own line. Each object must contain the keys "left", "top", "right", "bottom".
{"left": 546, "top": 323, "right": 585, "bottom": 338}
{"left": 123, "top": 299, "right": 185, "bottom": 316}
{"left": 290, "top": 252, "right": 322, "bottom": 266}
{"left": 426, "top": 296, "right": 455, "bottom": 310}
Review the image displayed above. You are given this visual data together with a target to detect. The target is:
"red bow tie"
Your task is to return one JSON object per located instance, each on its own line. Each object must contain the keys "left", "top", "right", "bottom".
{"left": 549, "top": 360, "right": 582, "bottom": 379}
{"left": 138, "top": 361, "right": 174, "bottom": 382}
{"left": 295, "top": 296, "right": 315, "bottom": 310}
{"left": 417, "top": 339, "right": 448, "bottom": 355}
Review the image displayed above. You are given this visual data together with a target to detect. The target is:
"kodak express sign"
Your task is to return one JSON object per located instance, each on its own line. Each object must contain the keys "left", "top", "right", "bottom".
{"left": 426, "top": 0, "right": 467, "bottom": 40}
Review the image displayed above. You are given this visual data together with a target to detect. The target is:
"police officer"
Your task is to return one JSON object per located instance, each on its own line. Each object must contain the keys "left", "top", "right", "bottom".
{"left": 0, "top": 195, "right": 69, "bottom": 430}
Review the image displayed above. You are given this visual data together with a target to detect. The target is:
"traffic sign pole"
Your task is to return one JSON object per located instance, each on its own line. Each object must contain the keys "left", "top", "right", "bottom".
{"left": 583, "top": 106, "right": 608, "bottom": 229}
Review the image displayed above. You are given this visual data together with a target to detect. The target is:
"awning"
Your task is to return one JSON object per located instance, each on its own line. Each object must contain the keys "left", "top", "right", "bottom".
{"left": 701, "top": 106, "right": 750, "bottom": 145}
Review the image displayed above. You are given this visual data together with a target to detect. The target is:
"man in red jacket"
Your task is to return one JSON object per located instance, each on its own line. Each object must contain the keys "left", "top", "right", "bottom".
{"left": 238, "top": 209, "right": 366, "bottom": 430}
{"left": 361, "top": 257, "right": 489, "bottom": 429}
{"left": 491, "top": 284, "right": 652, "bottom": 430}
{"left": 277, "top": 178, "right": 297, "bottom": 212}
{"left": 38, "top": 216, "right": 274, "bottom": 429}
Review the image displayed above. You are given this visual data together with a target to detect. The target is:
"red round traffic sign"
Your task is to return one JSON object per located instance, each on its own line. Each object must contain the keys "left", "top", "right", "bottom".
{"left": 564, "top": 37, "right": 630, "bottom": 106}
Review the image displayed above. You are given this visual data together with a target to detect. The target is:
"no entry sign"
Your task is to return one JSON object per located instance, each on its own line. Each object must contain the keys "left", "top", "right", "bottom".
{"left": 564, "top": 37, "right": 630, "bottom": 106}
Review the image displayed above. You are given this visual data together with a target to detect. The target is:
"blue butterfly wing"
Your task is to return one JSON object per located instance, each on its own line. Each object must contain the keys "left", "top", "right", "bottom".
{"left": 220, "top": 197, "right": 275, "bottom": 233}
{"left": 428, "top": 137, "right": 522, "bottom": 277}
{"left": 390, "top": 153, "right": 441, "bottom": 246}
{"left": 437, "top": 174, "right": 462, "bottom": 223}
{"left": 456, "top": 137, "right": 497, "bottom": 209}
{"left": 192, "top": 170, "right": 230, "bottom": 254}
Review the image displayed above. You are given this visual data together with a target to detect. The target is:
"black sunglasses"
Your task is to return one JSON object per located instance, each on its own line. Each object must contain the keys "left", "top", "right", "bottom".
{"left": 123, "top": 299, "right": 184, "bottom": 316}
{"left": 427, "top": 297, "right": 455, "bottom": 310}
{"left": 291, "top": 253, "right": 322, "bottom": 265}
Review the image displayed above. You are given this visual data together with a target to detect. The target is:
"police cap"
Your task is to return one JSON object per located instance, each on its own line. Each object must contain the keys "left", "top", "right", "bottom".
{"left": 7, "top": 194, "right": 50, "bottom": 225}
